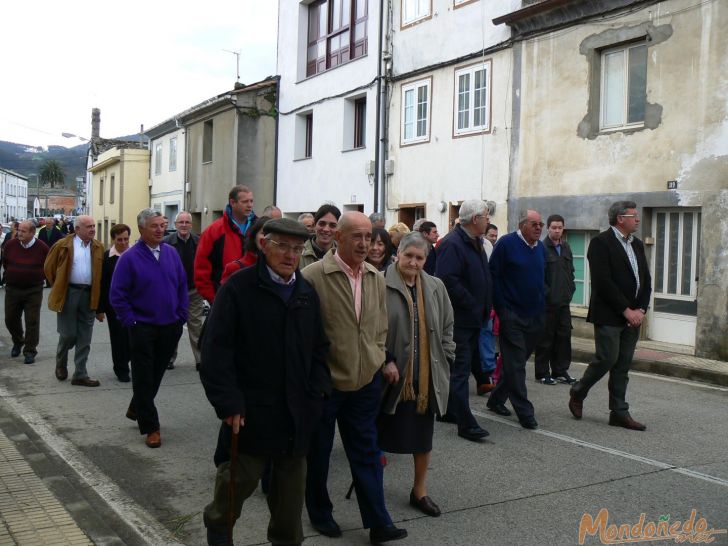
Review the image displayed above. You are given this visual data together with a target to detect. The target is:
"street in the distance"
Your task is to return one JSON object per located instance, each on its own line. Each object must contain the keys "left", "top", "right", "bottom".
{"left": 0, "top": 290, "right": 726, "bottom": 546}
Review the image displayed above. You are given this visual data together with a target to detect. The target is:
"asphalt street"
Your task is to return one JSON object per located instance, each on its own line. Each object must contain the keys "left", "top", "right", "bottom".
{"left": 0, "top": 289, "right": 726, "bottom": 546}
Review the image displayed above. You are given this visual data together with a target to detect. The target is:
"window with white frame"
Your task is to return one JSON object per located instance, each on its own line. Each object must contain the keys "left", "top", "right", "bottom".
{"left": 154, "top": 143, "right": 162, "bottom": 175}
{"left": 402, "top": 0, "right": 430, "bottom": 26}
{"left": 401, "top": 78, "right": 431, "bottom": 145}
{"left": 600, "top": 41, "right": 647, "bottom": 130}
{"left": 454, "top": 61, "right": 491, "bottom": 136}
{"left": 169, "top": 137, "right": 177, "bottom": 172}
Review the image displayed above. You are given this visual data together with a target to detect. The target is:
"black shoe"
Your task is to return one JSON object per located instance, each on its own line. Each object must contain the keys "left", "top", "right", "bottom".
{"left": 312, "top": 519, "right": 342, "bottom": 538}
{"left": 23, "top": 354, "right": 35, "bottom": 364}
{"left": 554, "top": 373, "right": 577, "bottom": 385}
{"left": 520, "top": 417, "right": 539, "bottom": 430}
{"left": 409, "top": 490, "right": 441, "bottom": 517}
{"left": 458, "top": 426, "right": 489, "bottom": 441}
{"left": 206, "top": 523, "right": 229, "bottom": 546}
{"left": 166, "top": 362, "right": 175, "bottom": 370}
{"left": 196, "top": 362, "right": 201, "bottom": 372}
{"left": 10, "top": 344, "right": 21, "bottom": 358}
{"left": 117, "top": 374, "right": 131, "bottom": 383}
{"left": 486, "top": 402, "right": 512, "bottom": 416}
{"left": 435, "top": 413, "right": 457, "bottom": 424}
{"left": 538, "top": 375, "right": 557, "bottom": 385}
{"left": 370, "top": 524, "right": 407, "bottom": 544}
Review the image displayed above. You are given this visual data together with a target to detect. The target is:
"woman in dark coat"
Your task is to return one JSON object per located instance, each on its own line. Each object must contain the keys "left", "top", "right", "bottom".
{"left": 379, "top": 232, "right": 455, "bottom": 517}
{"left": 97, "top": 224, "right": 131, "bottom": 381}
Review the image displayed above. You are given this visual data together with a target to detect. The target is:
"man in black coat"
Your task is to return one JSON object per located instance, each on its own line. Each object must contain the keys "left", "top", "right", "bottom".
{"left": 200, "top": 218, "right": 331, "bottom": 546}
{"left": 534, "top": 214, "right": 577, "bottom": 385}
{"left": 568, "top": 201, "right": 652, "bottom": 431}
{"left": 435, "top": 199, "right": 493, "bottom": 442}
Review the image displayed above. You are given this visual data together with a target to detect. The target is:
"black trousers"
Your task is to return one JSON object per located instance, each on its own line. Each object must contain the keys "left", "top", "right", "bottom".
{"left": 534, "top": 305, "right": 572, "bottom": 378}
{"left": 447, "top": 327, "right": 480, "bottom": 431}
{"left": 4, "top": 285, "right": 43, "bottom": 355}
{"left": 106, "top": 310, "right": 131, "bottom": 378}
{"left": 128, "top": 321, "right": 183, "bottom": 434}
{"left": 489, "top": 310, "right": 544, "bottom": 421}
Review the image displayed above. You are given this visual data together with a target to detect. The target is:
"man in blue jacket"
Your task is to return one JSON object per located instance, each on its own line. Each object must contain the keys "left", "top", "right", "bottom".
{"left": 110, "top": 208, "right": 188, "bottom": 448}
{"left": 435, "top": 199, "right": 492, "bottom": 442}
{"left": 487, "top": 210, "right": 546, "bottom": 429}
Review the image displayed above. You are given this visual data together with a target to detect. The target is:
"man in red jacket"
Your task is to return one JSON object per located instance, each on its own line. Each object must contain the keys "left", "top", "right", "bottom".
{"left": 194, "top": 185, "right": 256, "bottom": 303}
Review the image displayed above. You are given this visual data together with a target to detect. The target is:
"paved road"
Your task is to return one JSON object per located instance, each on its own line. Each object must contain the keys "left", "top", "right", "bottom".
{"left": 0, "top": 289, "right": 726, "bottom": 546}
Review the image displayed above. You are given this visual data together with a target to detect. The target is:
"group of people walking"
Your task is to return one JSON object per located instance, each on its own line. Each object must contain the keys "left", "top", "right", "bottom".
{"left": 0, "top": 185, "right": 652, "bottom": 546}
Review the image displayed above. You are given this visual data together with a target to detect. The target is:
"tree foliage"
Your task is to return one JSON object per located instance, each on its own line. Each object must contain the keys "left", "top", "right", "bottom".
{"left": 39, "top": 159, "right": 65, "bottom": 188}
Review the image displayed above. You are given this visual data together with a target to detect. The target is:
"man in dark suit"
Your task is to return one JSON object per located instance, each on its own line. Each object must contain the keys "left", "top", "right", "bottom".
{"left": 568, "top": 201, "right": 652, "bottom": 431}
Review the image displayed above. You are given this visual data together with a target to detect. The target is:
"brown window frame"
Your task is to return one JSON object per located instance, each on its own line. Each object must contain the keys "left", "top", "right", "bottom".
{"left": 307, "top": 0, "right": 368, "bottom": 78}
{"left": 305, "top": 114, "right": 314, "bottom": 159}
{"left": 353, "top": 97, "right": 366, "bottom": 149}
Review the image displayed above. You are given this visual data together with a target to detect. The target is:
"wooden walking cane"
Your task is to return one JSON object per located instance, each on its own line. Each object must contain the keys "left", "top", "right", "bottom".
{"left": 228, "top": 418, "right": 240, "bottom": 546}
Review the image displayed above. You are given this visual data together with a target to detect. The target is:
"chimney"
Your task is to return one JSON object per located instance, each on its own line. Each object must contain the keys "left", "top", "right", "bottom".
{"left": 91, "top": 108, "right": 100, "bottom": 141}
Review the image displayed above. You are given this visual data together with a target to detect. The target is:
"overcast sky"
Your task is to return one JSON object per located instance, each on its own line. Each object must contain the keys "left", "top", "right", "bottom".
{"left": 0, "top": 1, "right": 278, "bottom": 149}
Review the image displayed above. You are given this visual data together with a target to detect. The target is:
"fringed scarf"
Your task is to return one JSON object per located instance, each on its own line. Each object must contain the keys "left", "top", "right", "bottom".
{"left": 398, "top": 268, "right": 431, "bottom": 414}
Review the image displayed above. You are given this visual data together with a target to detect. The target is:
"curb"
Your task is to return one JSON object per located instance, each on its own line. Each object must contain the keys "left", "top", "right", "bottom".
{"left": 571, "top": 348, "right": 728, "bottom": 388}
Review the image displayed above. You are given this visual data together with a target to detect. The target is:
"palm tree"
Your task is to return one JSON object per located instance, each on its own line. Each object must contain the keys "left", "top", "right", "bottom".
{"left": 39, "top": 160, "right": 65, "bottom": 188}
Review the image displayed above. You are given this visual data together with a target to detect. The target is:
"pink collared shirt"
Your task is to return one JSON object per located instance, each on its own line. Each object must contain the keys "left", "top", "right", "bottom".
{"left": 333, "top": 251, "right": 364, "bottom": 322}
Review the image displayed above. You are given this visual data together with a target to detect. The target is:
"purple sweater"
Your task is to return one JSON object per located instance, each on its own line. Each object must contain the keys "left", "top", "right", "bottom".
{"left": 109, "top": 241, "right": 189, "bottom": 328}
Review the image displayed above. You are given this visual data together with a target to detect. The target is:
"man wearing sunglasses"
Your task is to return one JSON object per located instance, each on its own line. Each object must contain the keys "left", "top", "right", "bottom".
{"left": 568, "top": 201, "right": 651, "bottom": 431}
{"left": 487, "top": 209, "right": 546, "bottom": 430}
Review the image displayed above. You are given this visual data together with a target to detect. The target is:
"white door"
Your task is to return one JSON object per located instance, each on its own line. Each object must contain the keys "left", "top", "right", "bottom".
{"left": 648, "top": 209, "right": 700, "bottom": 346}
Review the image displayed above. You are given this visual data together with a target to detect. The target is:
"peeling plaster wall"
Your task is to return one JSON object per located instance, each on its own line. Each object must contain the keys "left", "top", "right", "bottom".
{"left": 509, "top": 0, "right": 728, "bottom": 359}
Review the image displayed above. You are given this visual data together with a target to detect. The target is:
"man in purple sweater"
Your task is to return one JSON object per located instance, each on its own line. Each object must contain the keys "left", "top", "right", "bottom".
{"left": 110, "top": 208, "right": 188, "bottom": 448}
{"left": 3, "top": 221, "right": 49, "bottom": 364}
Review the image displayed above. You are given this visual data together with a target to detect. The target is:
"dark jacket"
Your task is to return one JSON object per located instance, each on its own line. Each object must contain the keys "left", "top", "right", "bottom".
{"left": 423, "top": 245, "right": 437, "bottom": 276}
{"left": 97, "top": 250, "right": 121, "bottom": 316}
{"left": 163, "top": 231, "right": 200, "bottom": 290}
{"left": 194, "top": 206, "right": 256, "bottom": 302}
{"left": 37, "top": 225, "right": 64, "bottom": 247}
{"left": 544, "top": 237, "right": 576, "bottom": 308}
{"left": 587, "top": 228, "right": 652, "bottom": 327}
{"left": 200, "top": 259, "right": 331, "bottom": 457}
{"left": 435, "top": 224, "right": 492, "bottom": 329}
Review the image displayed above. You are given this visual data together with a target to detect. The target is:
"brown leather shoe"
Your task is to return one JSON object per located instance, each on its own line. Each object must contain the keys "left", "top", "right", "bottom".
{"left": 477, "top": 383, "right": 495, "bottom": 396}
{"left": 71, "top": 377, "right": 100, "bottom": 387}
{"left": 55, "top": 367, "right": 68, "bottom": 381}
{"left": 145, "top": 430, "right": 161, "bottom": 448}
{"left": 568, "top": 393, "right": 583, "bottom": 419}
{"left": 609, "top": 412, "right": 646, "bottom": 431}
{"left": 410, "top": 490, "right": 441, "bottom": 517}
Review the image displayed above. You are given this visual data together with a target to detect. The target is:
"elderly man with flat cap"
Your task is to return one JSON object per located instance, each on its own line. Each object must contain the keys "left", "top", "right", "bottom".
{"left": 200, "top": 218, "right": 331, "bottom": 546}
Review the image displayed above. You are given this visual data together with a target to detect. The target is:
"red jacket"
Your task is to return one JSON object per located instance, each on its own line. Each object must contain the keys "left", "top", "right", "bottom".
{"left": 194, "top": 209, "right": 253, "bottom": 302}
{"left": 220, "top": 251, "right": 259, "bottom": 286}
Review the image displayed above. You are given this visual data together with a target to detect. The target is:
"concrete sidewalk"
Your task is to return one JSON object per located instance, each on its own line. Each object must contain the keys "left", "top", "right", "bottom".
{"left": 0, "top": 428, "right": 92, "bottom": 546}
{"left": 571, "top": 335, "right": 728, "bottom": 387}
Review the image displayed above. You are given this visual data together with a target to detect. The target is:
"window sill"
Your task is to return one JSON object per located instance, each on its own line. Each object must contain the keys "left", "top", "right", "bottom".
{"left": 298, "top": 54, "right": 369, "bottom": 84}
{"left": 400, "top": 137, "right": 430, "bottom": 147}
{"left": 598, "top": 122, "right": 645, "bottom": 134}
{"left": 293, "top": 156, "right": 312, "bottom": 162}
{"left": 453, "top": 127, "right": 491, "bottom": 139}
{"left": 401, "top": 14, "right": 432, "bottom": 30}
{"left": 342, "top": 146, "right": 366, "bottom": 153}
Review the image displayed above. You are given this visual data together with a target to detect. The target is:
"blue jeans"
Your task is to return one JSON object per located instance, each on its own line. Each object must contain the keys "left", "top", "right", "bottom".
{"left": 479, "top": 318, "right": 497, "bottom": 374}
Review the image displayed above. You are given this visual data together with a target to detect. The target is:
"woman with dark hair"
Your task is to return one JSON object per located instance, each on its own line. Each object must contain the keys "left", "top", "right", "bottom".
{"left": 97, "top": 223, "right": 132, "bottom": 382}
{"left": 366, "top": 227, "right": 395, "bottom": 272}
{"left": 299, "top": 204, "right": 341, "bottom": 268}
{"left": 219, "top": 216, "right": 270, "bottom": 285}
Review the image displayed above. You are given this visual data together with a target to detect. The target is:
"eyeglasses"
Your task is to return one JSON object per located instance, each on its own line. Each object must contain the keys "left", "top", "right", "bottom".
{"left": 619, "top": 214, "right": 639, "bottom": 218}
{"left": 529, "top": 222, "right": 545, "bottom": 228}
{"left": 268, "top": 239, "right": 305, "bottom": 255}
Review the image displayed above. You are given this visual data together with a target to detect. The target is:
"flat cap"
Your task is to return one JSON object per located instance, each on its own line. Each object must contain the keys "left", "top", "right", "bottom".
{"left": 263, "top": 217, "right": 310, "bottom": 240}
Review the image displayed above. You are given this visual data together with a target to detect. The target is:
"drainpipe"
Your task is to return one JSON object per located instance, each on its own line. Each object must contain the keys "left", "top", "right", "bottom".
{"left": 273, "top": 76, "right": 280, "bottom": 207}
{"left": 374, "top": 0, "right": 385, "bottom": 213}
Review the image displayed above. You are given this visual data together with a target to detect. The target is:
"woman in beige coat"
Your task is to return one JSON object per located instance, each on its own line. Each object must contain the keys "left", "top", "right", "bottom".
{"left": 379, "top": 232, "right": 455, "bottom": 518}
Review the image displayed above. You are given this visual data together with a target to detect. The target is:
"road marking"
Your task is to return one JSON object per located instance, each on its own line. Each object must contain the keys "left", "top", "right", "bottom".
{"left": 473, "top": 409, "right": 728, "bottom": 489}
{"left": 0, "top": 385, "right": 184, "bottom": 546}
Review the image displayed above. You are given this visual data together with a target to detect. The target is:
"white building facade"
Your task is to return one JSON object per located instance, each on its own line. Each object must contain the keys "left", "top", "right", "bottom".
{"left": 146, "top": 121, "right": 186, "bottom": 222}
{"left": 0, "top": 168, "right": 29, "bottom": 222}
{"left": 276, "top": 0, "right": 384, "bottom": 217}
{"left": 385, "top": 0, "right": 519, "bottom": 230}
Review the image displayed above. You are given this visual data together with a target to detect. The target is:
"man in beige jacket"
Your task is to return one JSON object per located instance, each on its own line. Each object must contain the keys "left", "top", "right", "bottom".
{"left": 44, "top": 215, "right": 104, "bottom": 386}
{"left": 302, "top": 212, "right": 407, "bottom": 544}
